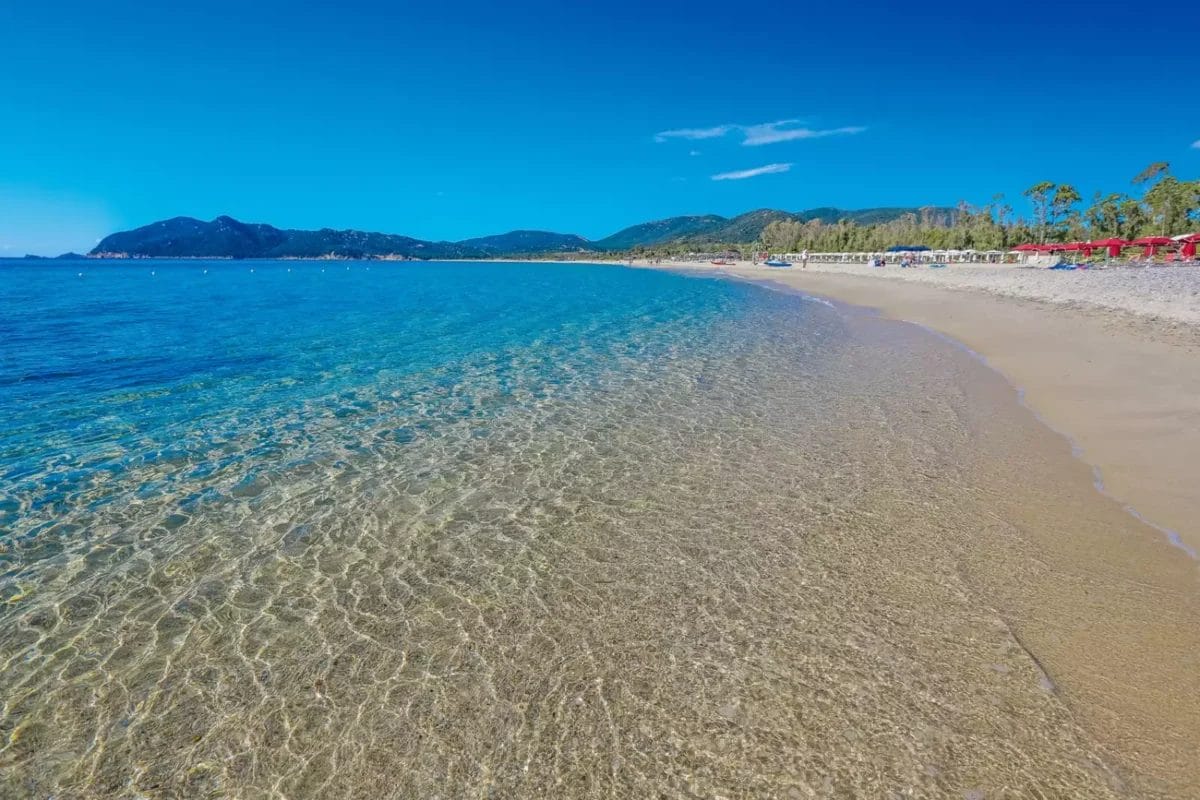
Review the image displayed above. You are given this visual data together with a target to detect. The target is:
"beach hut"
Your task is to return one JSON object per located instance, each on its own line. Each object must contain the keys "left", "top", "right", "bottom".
{"left": 1010, "top": 243, "right": 1040, "bottom": 265}
{"left": 1009, "top": 244, "right": 1062, "bottom": 266}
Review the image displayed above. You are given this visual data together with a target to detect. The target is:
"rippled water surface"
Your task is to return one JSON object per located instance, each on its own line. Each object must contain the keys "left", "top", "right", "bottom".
{"left": 0, "top": 261, "right": 1140, "bottom": 797}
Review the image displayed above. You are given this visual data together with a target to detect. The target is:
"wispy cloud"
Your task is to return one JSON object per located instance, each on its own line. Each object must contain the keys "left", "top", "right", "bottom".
{"left": 1192, "top": 139, "right": 1200, "bottom": 149}
{"left": 743, "top": 123, "right": 866, "bottom": 146}
{"left": 711, "top": 163, "right": 793, "bottom": 181}
{"left": 654, "top": 125, "right": 734, "bottom": 143}
{"left": 655, "top": 119, "right": 865, "bottom": 146}
{"left": 689, "top": 149, "right": 701, "bottom": 156}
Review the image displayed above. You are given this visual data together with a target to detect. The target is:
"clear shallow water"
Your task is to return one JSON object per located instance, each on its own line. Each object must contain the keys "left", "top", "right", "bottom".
{"left": 1, "top": 262, "right": 777, "bottom": 535}
{"left": 0, "top": 261, "right": 1135, "bottom": 797}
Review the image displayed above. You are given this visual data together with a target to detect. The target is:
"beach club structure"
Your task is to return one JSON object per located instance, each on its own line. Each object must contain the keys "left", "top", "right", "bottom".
{"left": 799, "top": 247, "right": 1010, "bottom": 264}
{"left": 788, "top": 234, "right": 1200, "bottom": 266}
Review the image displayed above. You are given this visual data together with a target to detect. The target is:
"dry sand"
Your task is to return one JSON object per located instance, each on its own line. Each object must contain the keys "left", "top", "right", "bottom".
{"left": 638, "top": 260, "right": 1200, "bottom": 558}
{"left": 802, "top": 261, "right": 1200, "bottom": 327}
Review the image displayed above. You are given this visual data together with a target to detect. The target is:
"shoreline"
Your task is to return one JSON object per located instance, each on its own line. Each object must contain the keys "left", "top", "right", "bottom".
{"left": 635, "top": 260, "right": 1200, "bottom": 558}
{"left": 23, "top": 255, "right": 1197, "bottom": 553}
{"left": 14, "top": 253, "right": 1197, "bottom": 552}
{"left": 647, "top": 260, "right": 1200, "bottom": 795}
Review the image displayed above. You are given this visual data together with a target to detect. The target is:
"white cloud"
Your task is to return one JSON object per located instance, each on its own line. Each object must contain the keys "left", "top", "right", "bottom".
{"left": 743, "top": 123, "right": 867, "bottom": 146}
{"left": 711, "top": 163, "right": 793, "bottom": 181}
{"left": 1192, "top": 140, "right": 1200, "bottom": 149}
{"left": 689, "top": 149, "right": 701, "bottom": 156}
{"left": 654, "top": 125, "right": 735, "bottom": 143}
{"left": 656, "top": 119, "right": 865, "bottom": 147}
{"left": 737, "top": 119, "right": 802, "bottom": 144}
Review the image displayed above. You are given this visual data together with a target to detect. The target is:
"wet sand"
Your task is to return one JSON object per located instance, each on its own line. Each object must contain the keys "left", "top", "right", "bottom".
{"left": 646, "top": 261, "right": 1200, "bottom": 797}
{"left": 650, "top": 262, "right": 1200, "bottom": 557}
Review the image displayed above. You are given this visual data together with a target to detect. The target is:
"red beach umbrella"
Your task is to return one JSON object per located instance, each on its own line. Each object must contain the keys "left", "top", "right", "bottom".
{"left": 1132, "top": 236, "right": 1173, "bottom": 257}
{"left": 1089, "top": 237, "right": 1131, "bottom": 258}
{"left": 1183, "top": 240, "right": 1197, "bottom": 258}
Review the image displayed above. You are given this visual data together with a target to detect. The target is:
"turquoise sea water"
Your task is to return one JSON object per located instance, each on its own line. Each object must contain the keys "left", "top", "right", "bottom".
{"left": 0, "top": 260, "right": 1130, "bottom": 798}
{"left": 1, "top": 261, "right": 794, "bottom": 535}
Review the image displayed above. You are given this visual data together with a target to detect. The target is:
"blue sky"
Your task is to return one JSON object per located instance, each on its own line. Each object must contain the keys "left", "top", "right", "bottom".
{"left": 3, "top": 0, "right": 1198, "bottom": 255}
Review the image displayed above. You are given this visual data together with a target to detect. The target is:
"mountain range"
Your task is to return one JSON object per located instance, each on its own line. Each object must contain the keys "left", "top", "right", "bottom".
{"left": 88, "top": 207, "right": 949, "bottom": 259}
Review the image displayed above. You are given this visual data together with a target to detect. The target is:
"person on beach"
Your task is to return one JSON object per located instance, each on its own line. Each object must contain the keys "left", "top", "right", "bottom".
{"left": 801, "top": 249, "right": 809, "bottom": 269}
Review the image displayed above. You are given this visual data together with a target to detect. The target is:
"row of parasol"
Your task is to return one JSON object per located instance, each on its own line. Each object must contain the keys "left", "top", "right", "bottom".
{"left": 1012, "top": 234, "right": 1200, "bottom": 259}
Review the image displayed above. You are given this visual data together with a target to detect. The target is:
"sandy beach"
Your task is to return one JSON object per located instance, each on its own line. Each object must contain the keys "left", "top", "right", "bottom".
{"left": 637, "top": 259, "right": 1200, "bottom": 556}
{"left": 789, "top": 261, "right": 1200, "bottom": 327}
{"left": 614, "top": 258, "right": 1200, "bottom": 796}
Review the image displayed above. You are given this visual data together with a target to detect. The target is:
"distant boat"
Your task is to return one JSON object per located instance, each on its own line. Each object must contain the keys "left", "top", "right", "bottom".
{"left": 764, "top": 259, "right": 792, "bottom": 267}
{"left": 710, "top": 259, "right": 733, "bottom": 266}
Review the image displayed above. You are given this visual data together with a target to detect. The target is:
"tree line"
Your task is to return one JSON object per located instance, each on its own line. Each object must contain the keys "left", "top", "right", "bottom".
{"left": 739, "top": 162, "right": 1200, "bottom": 254}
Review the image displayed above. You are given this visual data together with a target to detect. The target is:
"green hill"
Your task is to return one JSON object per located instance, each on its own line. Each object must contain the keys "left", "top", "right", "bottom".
{"left": 458, "top": 230, "right": 594, "bottom": 255}
{"left": 89, "top": 207, "right": 955, "bottom": 259}
{"left": 591, "top": 207, "right": 947, "bottom": 250}
{"left": 91, "top": 216, "right": 483, "bottom": 259}
{"left": 591, "top": 215, "right": 727, "bottom": 250}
